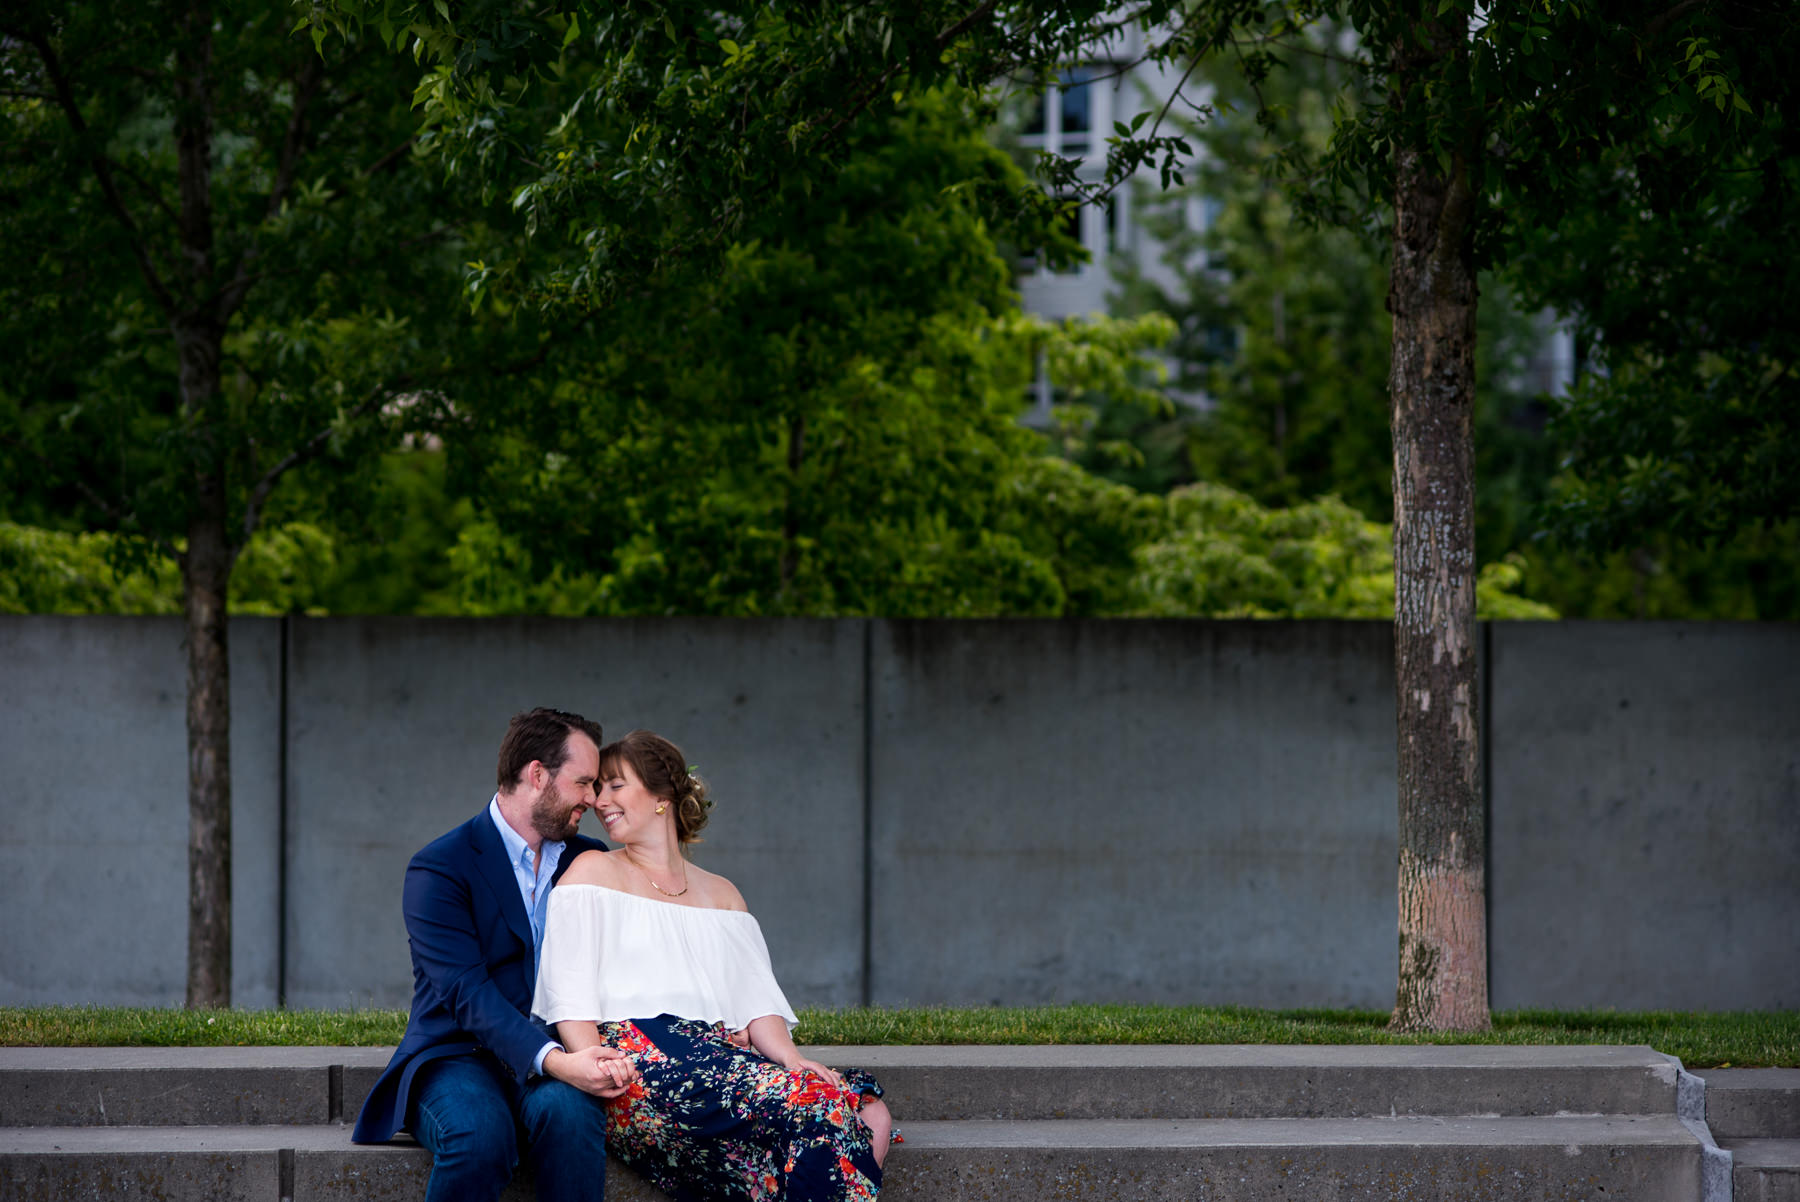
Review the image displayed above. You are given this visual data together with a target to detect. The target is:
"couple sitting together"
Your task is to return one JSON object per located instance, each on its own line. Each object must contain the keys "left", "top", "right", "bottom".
{"left": 352, "top": 708, "right": 892, "bottom": 1201}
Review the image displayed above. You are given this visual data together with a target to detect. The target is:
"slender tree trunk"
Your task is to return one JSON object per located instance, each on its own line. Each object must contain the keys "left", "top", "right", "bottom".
{"left": 1385, "top": 13, "right": 1490, "bottom": 1033}
{"left": 173, "top": 0, "right": 233, "bottom": 1009}
{"left": 183, "top": 464, "right": 233, "bottom": 1009}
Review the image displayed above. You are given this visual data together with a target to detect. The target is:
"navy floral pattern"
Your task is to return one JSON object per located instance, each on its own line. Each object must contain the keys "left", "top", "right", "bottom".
{"left": 596, "top": 1014, "right": 883, "bottom": 1201}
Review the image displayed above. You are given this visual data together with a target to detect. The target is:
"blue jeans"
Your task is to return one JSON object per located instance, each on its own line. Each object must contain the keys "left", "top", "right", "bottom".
{"left": 409, "top": 1052, "right": 609, "bottom": 1202}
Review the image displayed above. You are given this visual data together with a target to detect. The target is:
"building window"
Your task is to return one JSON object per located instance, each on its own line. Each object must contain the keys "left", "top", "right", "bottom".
{"left": 1059, "top": 68, "right": 1094, "bottom": 155}
{"left": 1017, "top": 67, "right": 1103, "bottom": 160}
{"left": 1015, "top": 66, "right": 1129, "bottom": 278}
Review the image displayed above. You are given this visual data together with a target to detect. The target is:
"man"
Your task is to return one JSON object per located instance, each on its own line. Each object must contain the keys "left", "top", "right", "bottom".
{"left": 353, "top": 707, "right": 638, "bottom": 1202}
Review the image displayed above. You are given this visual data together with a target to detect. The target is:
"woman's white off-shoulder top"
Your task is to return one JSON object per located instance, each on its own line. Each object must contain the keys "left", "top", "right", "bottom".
{"left": 531, "top": 884, "right": 799, "bottom": 1032}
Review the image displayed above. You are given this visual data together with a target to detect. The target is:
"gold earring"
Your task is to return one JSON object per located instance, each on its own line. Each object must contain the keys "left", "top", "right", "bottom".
{"left": 655, "top": 803, "right": 667, "bottom": 814}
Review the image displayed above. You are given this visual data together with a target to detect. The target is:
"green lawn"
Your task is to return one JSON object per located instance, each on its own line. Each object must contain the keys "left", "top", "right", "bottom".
{"left": 4, "top": 1005, "right": 1795, "bottom": 1067}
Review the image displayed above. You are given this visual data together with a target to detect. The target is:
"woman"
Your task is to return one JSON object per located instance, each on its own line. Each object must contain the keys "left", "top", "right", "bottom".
{"left": 532, "top": 729, "right": 892, "bottom": 1201}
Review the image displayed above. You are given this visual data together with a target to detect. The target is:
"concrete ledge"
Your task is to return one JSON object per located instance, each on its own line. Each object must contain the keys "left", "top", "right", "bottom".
{"left": 0, "top": 1127, "right": 671, "bottom": 1202}
{"left": 0, "top": 1048, "right": 391, "bottom": 1127}
{"left": 0, "top": 1116, "right": 1704, "bottom": 1202}
{"left": 1699, "top": 1068, "right": 1800, "bottom": 1140}
{"left": 839, "top": 1042, "right": 1681, "bottom": 1121}
{"left": 0, "top": 1044, "right": 1683, "bottom": 1126}
{"left": 1722, "top": 1139, "right": 1800, "bottom": 1202}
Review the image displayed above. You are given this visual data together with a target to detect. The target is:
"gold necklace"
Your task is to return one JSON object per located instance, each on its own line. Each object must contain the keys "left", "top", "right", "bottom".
{"left": 632, "top": 855, "right": 689, "bottom": 898}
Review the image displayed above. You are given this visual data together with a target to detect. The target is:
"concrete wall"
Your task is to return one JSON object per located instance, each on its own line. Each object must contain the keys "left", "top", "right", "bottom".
{"left": 282, "top": 618, "right": 867, "bottom": 1009}
{"left": 0, "top": 617, "right": 284, "bottom": 1008}
{"left": 868, "top": 620, "right": 1399, "bottom": 1008}
{"left": 1, "top": 617, "right": 1794, "bottom": 1012}
{"left": 1488, "top": 622, "right": 1800, "bottom": 1010}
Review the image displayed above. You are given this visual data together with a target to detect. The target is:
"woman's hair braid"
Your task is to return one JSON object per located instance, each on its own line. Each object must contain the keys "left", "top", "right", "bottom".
{"left": 598, "top": 729, "right": 712, "bottom": 843}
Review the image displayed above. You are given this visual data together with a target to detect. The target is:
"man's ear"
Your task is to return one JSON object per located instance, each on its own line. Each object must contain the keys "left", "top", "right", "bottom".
{"left": 527, "top": 759, "right": 546, "bottom": 791}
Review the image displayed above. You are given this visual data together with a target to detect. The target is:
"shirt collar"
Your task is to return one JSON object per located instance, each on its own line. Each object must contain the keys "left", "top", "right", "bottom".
{"left": 488, "top": 794, "right": 563, "bottom": 867}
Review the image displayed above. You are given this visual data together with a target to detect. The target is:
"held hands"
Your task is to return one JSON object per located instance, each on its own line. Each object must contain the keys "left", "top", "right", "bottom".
{"left": 545, "top": 1045, "right": 638, "bottom": 1099}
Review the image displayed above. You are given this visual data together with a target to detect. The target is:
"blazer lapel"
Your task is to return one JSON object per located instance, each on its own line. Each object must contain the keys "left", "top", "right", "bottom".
{"left": 467, "top": 811, "right": 535, "bottom": 957}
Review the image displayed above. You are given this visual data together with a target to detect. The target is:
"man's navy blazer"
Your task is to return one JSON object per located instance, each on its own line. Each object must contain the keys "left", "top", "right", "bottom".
{"left": 352, "top": 808, "right": 607, "bottom": 1143}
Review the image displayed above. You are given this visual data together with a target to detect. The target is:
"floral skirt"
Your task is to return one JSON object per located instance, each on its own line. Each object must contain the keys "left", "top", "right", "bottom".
{"left": 596, "top": 1014, "right": 883, "bottom": 1201}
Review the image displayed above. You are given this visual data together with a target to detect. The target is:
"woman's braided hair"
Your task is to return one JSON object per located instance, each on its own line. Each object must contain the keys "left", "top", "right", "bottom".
{"left": 597, "top": 729, "right": 712, "bottom": 844}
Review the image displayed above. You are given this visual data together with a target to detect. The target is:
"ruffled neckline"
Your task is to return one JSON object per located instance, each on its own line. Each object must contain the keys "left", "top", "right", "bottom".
{"left": 555, "top": 881, "right": 754, "bottom": 918}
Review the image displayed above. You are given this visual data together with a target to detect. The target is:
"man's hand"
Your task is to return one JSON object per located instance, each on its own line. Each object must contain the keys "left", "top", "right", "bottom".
{"left": 545, "top": 1045, "right": 638, "bottom": 1099}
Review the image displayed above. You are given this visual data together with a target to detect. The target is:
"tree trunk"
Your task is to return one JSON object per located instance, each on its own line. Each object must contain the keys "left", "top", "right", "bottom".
{"left": 1385, "top": 15, "right": 1489, "bottom": 1034}
{"left": 174, "top": 0, "right": 233, "bottom": 1009}
{"left": 183, "top": 470, "right": 233, "bottom": 1009}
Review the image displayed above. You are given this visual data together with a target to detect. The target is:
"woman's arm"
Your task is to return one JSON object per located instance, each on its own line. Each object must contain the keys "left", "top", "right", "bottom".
{"left": 745, "top": 1014, "right": 842, "bottom": 1086}
{"left": 546, "top": 1019, "right": 636, "bottom": 1097}
{"left": 556, "top": 1019, "right": 602, "bottom": 1052}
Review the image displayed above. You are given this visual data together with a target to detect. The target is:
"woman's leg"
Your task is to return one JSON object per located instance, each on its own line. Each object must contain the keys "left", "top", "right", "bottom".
{"left": 631, "top": 1017, "right": 881, "bottom": 1200}
{"left": 858, "top": 1098, "right": 893, "bottom": 1169}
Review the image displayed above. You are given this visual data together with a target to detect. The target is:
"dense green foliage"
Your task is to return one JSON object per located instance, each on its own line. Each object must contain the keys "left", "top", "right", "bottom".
{"left": 0, "top": 8, "right": 476, "bottom": 553}
{"left": 9, "top": 1, "right": 1791, "bottom": 622}
{"left": 1107, "top": 12, "right": 1799, "bottom": 620}
{"left": 1501, "top": 7, "right": 1799, "bottom": 551}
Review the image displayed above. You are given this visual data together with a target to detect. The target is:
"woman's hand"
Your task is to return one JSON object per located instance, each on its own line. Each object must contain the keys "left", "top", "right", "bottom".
{"left": 782, "top": 1056, "right": 844, "bottom": 1088}
{"left": 545, "top": 1045, "right": 638, "bottom": 1098}
{"left": 744, "top": 1014, "right": 842, "bottom": 1087}
{"left": 551, "top": 1019, "right": 638, "bottom": 1098}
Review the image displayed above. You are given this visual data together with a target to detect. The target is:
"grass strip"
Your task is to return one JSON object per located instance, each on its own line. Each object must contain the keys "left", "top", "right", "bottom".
{"left": 2, "top": 1005, "right": 1794, "bottom": 1067}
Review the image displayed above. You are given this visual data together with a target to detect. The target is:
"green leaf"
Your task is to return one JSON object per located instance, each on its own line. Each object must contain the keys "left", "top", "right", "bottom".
{"left": 561, "top": 13, "right": 580, "bottom": 49}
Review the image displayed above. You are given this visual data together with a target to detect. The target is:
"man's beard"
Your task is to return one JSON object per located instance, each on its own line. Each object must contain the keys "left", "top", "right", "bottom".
{"left": 531, "top": 779, "right": 583, "bottom": 844}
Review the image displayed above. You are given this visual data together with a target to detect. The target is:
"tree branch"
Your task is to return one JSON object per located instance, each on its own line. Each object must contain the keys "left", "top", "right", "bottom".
{"left": 20, "top": 29, "right": 180, "bottom": 317}
{"left": 110, "top": 155, "right": 181, "bottom": 228}
{"left": 217, "top": 56, "right": 326, "bottom": 323}
{"left": 360, "top": 134, "right": 417, "bottom": 178}
{"left": 933, "top": 0, "right": 1004, "bottom": 50}
{"left": 241, "top": 378, "right": 402, "bottom": 541}
{"left": 69, "top": 477, "right": 183, "bottom": 565}
{"left": 265, "top": 56, "right": 324, "bottom": 223}
{"left": 203, "top": 222, "right": 461, "bottom": 309}
{"left": 1641, "top": 0, "right": 1708, "bottom": 45}
{"left": 815, "top": 0, "right": 1015, "bottom": 151}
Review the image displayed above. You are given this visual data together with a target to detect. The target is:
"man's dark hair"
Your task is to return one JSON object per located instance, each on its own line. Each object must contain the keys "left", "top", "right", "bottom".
{"left": 496, "top": 708, "right": 604, "bottom": 791}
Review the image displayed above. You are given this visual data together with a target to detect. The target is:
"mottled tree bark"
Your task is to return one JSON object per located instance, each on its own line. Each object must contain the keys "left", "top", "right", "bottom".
{"left": 173, "top": 0, "right": 233, "bottom": 1009}
{"left": 1385, "top": 13, "right": 1490, "bottom": 1033}
{"left": 183, "top": 466, "right": 233, "bottom": 1010}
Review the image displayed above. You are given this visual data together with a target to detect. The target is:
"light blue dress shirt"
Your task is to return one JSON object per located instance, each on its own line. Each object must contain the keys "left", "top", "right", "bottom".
{"left": 488, "top": 795, "right": 565, "bottom": 1075}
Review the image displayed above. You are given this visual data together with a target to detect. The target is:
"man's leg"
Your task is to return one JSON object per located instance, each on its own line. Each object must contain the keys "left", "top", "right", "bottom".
{"left": 409, "top": 1055, "right": 520, "bottom": 1202}
{"left": 518, "top": 1076, "right": 609, "bottom": 1202}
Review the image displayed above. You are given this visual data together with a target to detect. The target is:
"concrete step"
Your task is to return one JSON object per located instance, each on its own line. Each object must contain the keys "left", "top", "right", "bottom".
{"left": 0, "top": 1114, "right": 1706, "bottom": 1202}
{"left": 1698, "top": 1068, "right": 1800, "bottom": 1139}
{"left": 838, "top": 1042, "right": 1684, "bottom": 1121}
{"left": 1720, "top": 1139, "right": 1800, "bottom": 1202}
{"left": 0, "top": 1044, "right": 1685, "bottom": 1127}
{"left": 0, "top": 1047, "right": 390, "bottom": 1127}
{"left": 0, "top": 1124, "right": 667, "bottom": 1202}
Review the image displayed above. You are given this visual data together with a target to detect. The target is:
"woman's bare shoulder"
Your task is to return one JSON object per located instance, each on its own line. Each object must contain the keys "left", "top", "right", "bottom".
{"left": 689, "top": 863, "right": 748, "bottom": 912}
{"left": 558, "top": 848, "right": 624, "bottom": 886}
